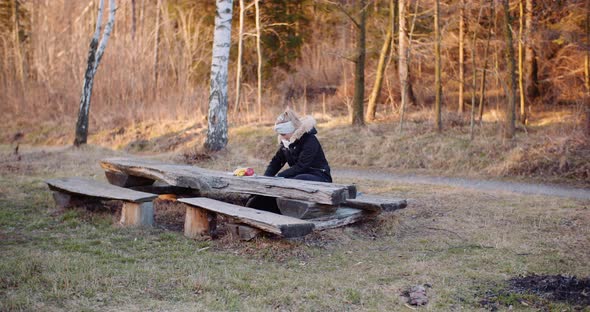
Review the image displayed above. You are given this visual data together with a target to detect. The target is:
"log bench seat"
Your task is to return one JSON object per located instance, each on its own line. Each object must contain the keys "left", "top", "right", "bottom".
{"left": 178, "top": 197, "right": 315, "bottom": 238}
{"left": 277, "top": 194, "right": 407, "bottom": 219}
{"left": 45, "top": 177, "right": 157, "bottom": 227}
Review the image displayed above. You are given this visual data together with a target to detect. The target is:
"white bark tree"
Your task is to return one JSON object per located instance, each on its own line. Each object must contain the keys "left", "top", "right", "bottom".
{"left": 74, "top": 0, "right": 116, "bottom": 146}
{"left": 205, "top": 0, "right": 234, "bottom": 151}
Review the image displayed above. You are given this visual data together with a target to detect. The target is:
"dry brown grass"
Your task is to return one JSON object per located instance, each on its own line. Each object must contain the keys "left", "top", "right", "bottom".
{"left": 3, "top": 104, "right": 588, "bottom": 188}
{"left": 1, "top": 146, "right": 589, "bottom": 311}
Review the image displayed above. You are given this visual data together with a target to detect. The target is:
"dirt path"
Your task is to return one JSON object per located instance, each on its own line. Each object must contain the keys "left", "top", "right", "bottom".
{"left": 334, "top": 168, "right": 590, "bottom": 200}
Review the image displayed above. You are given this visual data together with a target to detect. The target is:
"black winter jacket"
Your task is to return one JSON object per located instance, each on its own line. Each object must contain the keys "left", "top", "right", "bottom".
{"left": 264, "top": 128, "right": 332, "bottom": 182}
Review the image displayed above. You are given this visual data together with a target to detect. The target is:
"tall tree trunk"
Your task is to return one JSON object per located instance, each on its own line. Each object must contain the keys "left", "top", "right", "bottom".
{"left": 478, "top": 0, "right": 494, "bottom": 124}
{"left": 458, "top": 0, "right": 465, "bottom": 113}
{"left": 233, "top": 0, "right": 246, "bottom": 114}
{"left": 398, "top": 0, "right": 415, "bottom": 132}
{"left": 502, "top": 0, "right": 516, "bottom": 139}
{"left": 524, "top": 0, "right": 539, "bottom": 99}
{"left": 74, "top": 0, "right": 116, "bottom": 146}
{"left": 367, "top": 0, "right": 394, "bottom": 121}
{"left": 131, "top": 0, "right": 136, "bottom": 40}
{"left": 434, "top": 0, "right": 442, "bottom": 132}
{"left": 352, "top": 0, "right": 366, "bottom": 126}
{"left": 585, "top": 0, "right": 590, "bottom": 136}
{"left": 518, "top": 0, "right": 526, "bottom": 124}
{"left": 585, "top": 0, "right": 590, "bottom": 92}
{"left": 255, "top": 0, "right": 262, "bottom": 121}
{"left": 471, "top": 6, "right": 484, "bottom": 140}
{"left": 153, "top": 0, "right": 161, "bottom": 90}
{"left": 205, "top": 0, "right": 234, "bottom": 151}
{"left": 11, "top": 0, "right": 24, "bottom": 84}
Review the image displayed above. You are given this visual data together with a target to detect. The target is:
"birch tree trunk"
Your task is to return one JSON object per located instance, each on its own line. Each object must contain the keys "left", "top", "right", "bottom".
{"left": 434, "top": 0, "right": 442, "bottom": 132}
{"left": 352, "top": 0, "right": 366, "bottom": 126}
{"left": 74, "top": 0, "right": 116, "bottom": 146}
{"left": 153, "top": 0, "right": 161, "bottom": 89}
{"left": 367, "top": 0, "right": 394, "bottom": 121}
{"left": 502, "top": 0, "right": 516, "bottom": 139}
{"left": 233, "top": 0, "right": 246, "bottom": 114}
{"left": 458, "top": 0, "right": 465, "bottom": 113}
{"left": 205, "top": 0, "right": 234, "bottom": 151}
{"left": 255, "top": 0, "right": 262, "bottom": 121}
{"left": 518, "top": 0, "right": 526, "bottom": 124}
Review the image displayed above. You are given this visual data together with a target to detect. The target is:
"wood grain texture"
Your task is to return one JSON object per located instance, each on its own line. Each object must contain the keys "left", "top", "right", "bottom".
{"left": 184, "top": 205, "right": 217, "bottom": 238}
{"left": 226, "top": 223, "right": 261, "bottom": 241}
{"left": 46, "top": 177, "right": 157, "bottom": 203}
{"left": 276, "top": 198, "right": 337, "bottom": 219}
{"left": 101, "top": 157, "right": 353, "bottom": 205}
{"left": 105, "top": 171, "right": 155, "bottom": 187}
{"left": 345, "top": 195, "right": 407, "bottom": 212}
{"left": 178, "top": 197, "right": 314, "bottom": 238}
{"left": 120, "top": 202, "right": 154, "bottom": 227}
{"left": 310, "top": 208, "right": 377, "bottom": 231}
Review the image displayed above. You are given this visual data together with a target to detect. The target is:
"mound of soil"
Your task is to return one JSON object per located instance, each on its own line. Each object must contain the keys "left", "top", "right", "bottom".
{"left": 509, "top": 274, "right": 590, "bottom": 306}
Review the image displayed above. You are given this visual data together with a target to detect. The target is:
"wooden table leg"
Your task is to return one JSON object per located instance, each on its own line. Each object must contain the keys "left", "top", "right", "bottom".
{"left": 184, "top": 205, "right": 217, "bottom": 238}
{"left": 120, "top": 201, "right": 154, "bottom": 227}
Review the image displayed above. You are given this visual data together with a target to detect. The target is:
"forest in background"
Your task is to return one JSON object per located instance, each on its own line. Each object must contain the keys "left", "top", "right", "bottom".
{"left": 0, "top": 0, "right": 588, "bottom": 130}
{"left": 0, "top": 0, "right": 589, "bottom": 184}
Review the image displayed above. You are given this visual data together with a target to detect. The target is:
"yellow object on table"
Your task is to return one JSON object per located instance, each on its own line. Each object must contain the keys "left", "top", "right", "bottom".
{"left": 233, "top": 167, "right": 254, "bottom": 176}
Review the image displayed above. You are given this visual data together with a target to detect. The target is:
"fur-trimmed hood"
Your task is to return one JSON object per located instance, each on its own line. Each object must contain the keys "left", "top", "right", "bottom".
{"left": 277, "top": 116, "right": 317, "bottom": 144}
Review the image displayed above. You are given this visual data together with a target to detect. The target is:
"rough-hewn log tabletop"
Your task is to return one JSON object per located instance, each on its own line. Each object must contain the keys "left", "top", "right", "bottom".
{"left": 100, "top": 157, "right": 354, "bottom": 205}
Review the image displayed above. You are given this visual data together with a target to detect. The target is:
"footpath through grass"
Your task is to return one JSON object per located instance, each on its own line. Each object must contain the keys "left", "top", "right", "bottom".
{"left": 1, "top": 146, "right": 589, "bottom": 311}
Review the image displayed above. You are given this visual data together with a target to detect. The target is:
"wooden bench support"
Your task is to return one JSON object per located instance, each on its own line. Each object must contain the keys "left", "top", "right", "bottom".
{"left": 276, "top": 198, "right": 337, "bottom": 219}
{"left": 120, "top": 202, "right": 154, "bottom": 227}
{"left": 184, "top": 205, "right": 217, "bottom": 238}
{"left": 226, "top": 223, "right": 261, "bottom": 241}
{"left": 105, "top": 171, "right": 155, "bottom": 188}
{"left": 52, "top": 191, "right": 74, "bottom": 208}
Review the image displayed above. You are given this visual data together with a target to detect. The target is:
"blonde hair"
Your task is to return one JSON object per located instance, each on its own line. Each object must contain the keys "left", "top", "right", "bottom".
{"left": 275, "top": 108, "right": 301, "bottom": 129}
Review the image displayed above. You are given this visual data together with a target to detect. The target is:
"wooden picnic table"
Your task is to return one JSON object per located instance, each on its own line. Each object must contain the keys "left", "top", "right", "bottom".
{"left": 96, "top": 157, "right": 407, "bottom": 238}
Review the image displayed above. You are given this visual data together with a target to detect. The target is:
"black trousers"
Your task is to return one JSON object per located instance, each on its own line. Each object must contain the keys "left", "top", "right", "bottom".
{"left": 246, "top": 173, "right": 329, "bottom": 214}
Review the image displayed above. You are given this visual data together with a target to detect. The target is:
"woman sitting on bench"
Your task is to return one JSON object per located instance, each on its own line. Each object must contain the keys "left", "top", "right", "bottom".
{"left": 247, "top": 108, "right": 332, "bottom": 213}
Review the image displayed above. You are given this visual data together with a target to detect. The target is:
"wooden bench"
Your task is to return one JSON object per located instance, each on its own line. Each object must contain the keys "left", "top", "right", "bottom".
{"left": 45, "top": 177, "right": 157, "bottom": 227}
{"left": 277, "top": 194, "right": 407, "bottom": 218}
{"left": 178, "top": 197, "right": 315, "bottom": 239}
